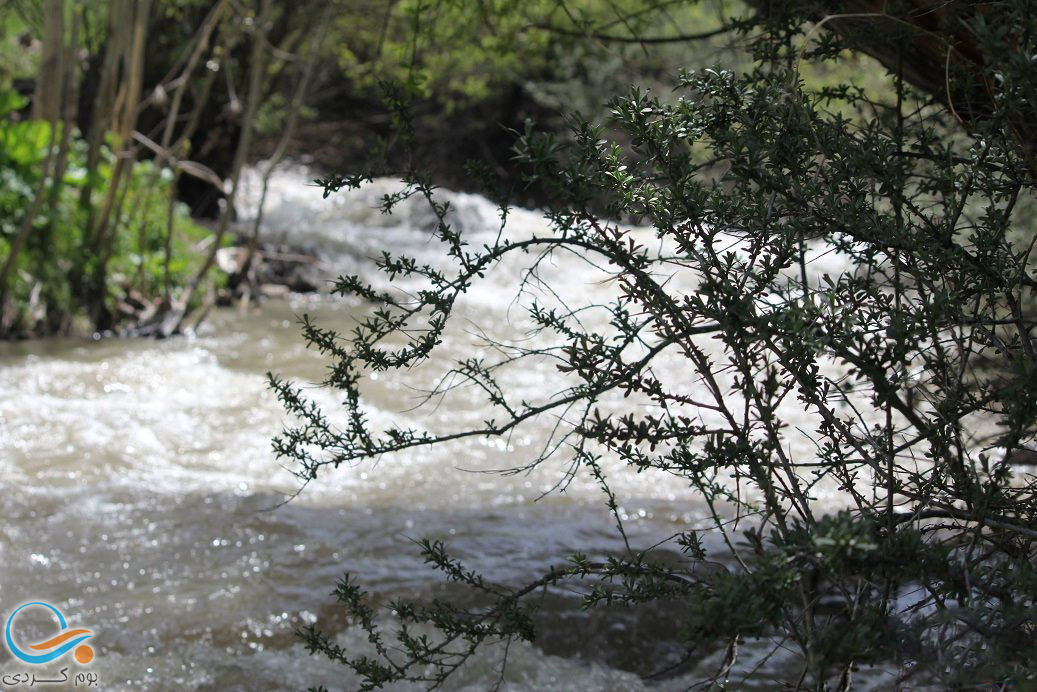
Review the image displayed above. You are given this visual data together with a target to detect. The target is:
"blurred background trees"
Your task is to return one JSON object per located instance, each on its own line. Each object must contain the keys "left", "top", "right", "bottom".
{"left": 6, "top": 1, "right": 1020, "bottom": 337}
{"left": 0, "top": 0, "right": 739, "bottom": 337}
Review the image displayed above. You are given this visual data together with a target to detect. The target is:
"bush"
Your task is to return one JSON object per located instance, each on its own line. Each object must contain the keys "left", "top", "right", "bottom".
{"left": 0, "top": 87, "right": 211, "bottom": 334}
{"left": 272, "top": 2, "right": 1037, "bottom": 688}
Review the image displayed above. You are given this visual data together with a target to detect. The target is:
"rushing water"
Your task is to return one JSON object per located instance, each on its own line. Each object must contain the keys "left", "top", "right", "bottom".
{"left": 0, "top": 165, "right": 898, "bottom": 690}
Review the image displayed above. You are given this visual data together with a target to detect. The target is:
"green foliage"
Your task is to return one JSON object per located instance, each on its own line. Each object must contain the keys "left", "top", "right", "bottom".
{"left": 0, "top": 86, "right": 210, "bottom": 334}
{"left": 330, "top": 0, "right": 736, "bottom": 110}
{"left": 0, "top": 0, "right": 744, "bottom": 335}
{"left": 274, "top": 0, "right": 1037, "bottom": 688}
{"left": 103, "top": 162, "right": 215, "bottom": 297}
{"left": 0, "top": 7, "right": 37, "bottom": 83}
{"left": 333, "top": 0, "right": 549, "bottom": 108}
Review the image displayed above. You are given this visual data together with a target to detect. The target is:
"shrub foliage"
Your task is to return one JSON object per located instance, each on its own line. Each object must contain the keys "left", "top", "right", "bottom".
{"left": 271, "top": 2, "right": 1037, "bottom": 688}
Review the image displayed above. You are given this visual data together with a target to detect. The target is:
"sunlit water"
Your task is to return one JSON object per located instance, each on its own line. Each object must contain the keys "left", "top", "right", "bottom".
{"left": 0, "top": 165, "right": 899, "bottom": 690}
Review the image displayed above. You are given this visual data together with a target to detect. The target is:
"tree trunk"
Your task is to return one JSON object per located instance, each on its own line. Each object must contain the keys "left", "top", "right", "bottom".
{"left": 164, "top": 0, "right": 272, "bottom": 336}
{"left": 31, "top": 0, "right": 65, "bottom": 121}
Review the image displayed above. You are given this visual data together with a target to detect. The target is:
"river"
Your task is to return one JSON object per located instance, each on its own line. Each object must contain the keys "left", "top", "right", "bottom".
{"left": 0, "top": 165, "right": 894, "bottom": 690}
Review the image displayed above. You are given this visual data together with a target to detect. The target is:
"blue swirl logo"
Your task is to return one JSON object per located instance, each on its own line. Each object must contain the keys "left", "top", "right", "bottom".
{"left": 5, "top": 602, "right": 94, "bottom": 665}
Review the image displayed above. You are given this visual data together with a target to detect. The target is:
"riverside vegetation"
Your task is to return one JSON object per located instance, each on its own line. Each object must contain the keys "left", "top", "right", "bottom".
{"left": 0, "top": 0, "right": 730, "bottom": 337}
{"left": 268, "top": 1, "right": 1037, "bottom": 689}
{"left": 5, "top": 0, "right": 1037, "bottom": 689}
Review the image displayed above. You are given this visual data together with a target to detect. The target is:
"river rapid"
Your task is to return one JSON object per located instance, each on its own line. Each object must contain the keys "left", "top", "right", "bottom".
{"left": 0, "top": 165, "right": 895, "bottom": 690}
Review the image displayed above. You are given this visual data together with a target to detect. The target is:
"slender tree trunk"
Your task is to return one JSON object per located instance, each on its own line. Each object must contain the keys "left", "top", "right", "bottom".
{"left": 78, "top": 0, "right": 124, "bottom": 222}
{"left": 31, "top": 0, "right": 64, "bottom": 121}
{"left": 0, "top": 0, "right": 66, "bottom": 332}
{"left": 164, "top": 0, "right": 272, "bottom": 336}
{"left": 158, "top": 0, "right": 231, "bottom": 301}
{"left": 39, "top": 3, "right": 81, "bottom": 332}
{"left": 86, "top": 0, "right": 152, "bottom": 329}
{"left": 238, "top": 4, "right": 330, "bottom": 307}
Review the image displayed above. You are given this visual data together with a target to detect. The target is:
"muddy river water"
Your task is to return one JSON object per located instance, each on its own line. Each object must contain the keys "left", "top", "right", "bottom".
{"left": 0, "top": 166, "right": 899, "bottom": 689}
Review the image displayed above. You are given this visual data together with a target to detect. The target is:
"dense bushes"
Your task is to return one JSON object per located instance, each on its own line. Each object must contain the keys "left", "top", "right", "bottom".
{"left": 0, "top": 0, "right": 737, "bottom": 336}
{"left": 0, "top": 88, "right": 211, "bottom": 335}
{"left": 272, "top": 1, "right": 1037, "bottom": 688}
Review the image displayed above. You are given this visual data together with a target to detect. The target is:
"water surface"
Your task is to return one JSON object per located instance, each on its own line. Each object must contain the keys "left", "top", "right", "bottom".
{"left": 0, "top": 166, "right": 895, "bottom": 689}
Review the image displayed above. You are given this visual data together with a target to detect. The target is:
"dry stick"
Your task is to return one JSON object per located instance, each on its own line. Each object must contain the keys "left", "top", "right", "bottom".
{"left": 99, "top": 159, "right": 135, "bottom": 274}
{"left": 239, "top": 5, "right": 331, "bottom": 310}
{"left": 167, "top": 0, "right": 272, "bottom": 336}
{"left": 130, "top": 174, "right": 152, "bottom": 287}
{"left": 160, "top": 70, "right": 224, "bottom": 301}
{"left": 160, "top": 0, "right": 229, "bottom": 152}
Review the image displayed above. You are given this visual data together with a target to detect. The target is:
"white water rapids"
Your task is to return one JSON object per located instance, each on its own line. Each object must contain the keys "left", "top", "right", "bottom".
{"left": 0, "top": 164, "right": 900, "bottom": 690}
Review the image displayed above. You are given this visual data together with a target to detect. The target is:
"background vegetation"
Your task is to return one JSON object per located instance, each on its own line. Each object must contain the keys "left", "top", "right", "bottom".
{"left": 0, "top": 0, "right": 742, "bottom": 337}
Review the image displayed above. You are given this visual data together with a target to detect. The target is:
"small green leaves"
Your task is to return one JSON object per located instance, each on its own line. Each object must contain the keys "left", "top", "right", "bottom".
{"left": 277, "top": 2, "right": 1037, "bottom": 688}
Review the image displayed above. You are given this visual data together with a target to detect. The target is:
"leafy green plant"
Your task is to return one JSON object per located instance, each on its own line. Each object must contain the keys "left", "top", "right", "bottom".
{"left": 0, "top": 85, "right": 211, "bottom": 334}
